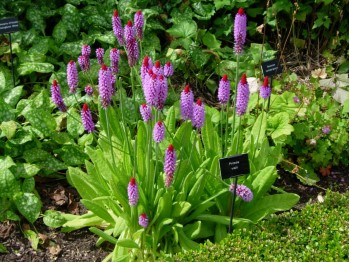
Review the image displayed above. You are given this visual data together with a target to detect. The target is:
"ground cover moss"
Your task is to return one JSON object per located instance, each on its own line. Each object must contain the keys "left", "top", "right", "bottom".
{"left": 174, "top": 190, "right": 348, "bottom": 261}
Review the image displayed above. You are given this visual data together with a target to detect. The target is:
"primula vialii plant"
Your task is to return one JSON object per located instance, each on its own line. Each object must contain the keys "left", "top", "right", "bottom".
{"left": 45, "top": 7, "right": 300, "bottom": 261}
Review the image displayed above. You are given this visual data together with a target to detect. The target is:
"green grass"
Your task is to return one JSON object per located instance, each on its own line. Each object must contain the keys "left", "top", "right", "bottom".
{"left": 174, "top": 190, "right": 349, "bottom": 261}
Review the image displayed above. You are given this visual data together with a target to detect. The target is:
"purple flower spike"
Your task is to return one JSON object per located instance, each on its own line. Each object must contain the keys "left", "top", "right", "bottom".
{"left": 139, "top": 213, "right": 148, "bottom": 228}
{"left": 157, "top": 75, "right": 168, "bottom": 110}
{"left": 67, "top": 60, "right": 78, "bottom": 93}
{"left": 260, "top": 76, "right": 271, "bottom": 99}
{"left": 152, "top": 60, "right": 163, "bottom": 76}
{"left": 145, "top": 73, "right": 159, "bottom": 107}
{"left": 98, "top": 64, "right": 112, "bottom": 109}
{"left": 82, "top": 44, "right": 91, "bottom": 56}
{"left": 180, "top": 85, "right": 194, "bottom": 120}
{"left": 164, "top": 61, "right": 174, "bottom": 77}
{"left": 140, "top": 103, "right": 152, "bottom": 122}
{"left": 51, "top": 80, "right": 67, "bottom": 112}
{"left": 322, "top": 125, "right": 331, "bottom": 135}
{"left": 229, "top": 184, "right": 253, "bottom": 202}
{"left": 78, "top": 55, "right": 90, "bottom": 72}
{"left": 128, "top": 177, "right": 139, "bottom": 206}
{"left": 81, "top": 103, "right": 95, "bottom": 133}
{"left": 236, "top": 74, "right": 250, "bottom": 116}
{"left": 218, "top": 74, "right": 230, "bottom": 104}
{"left": 164, "top": 144, "right": 176, "bottom": 188}
{"left": 153, "top": 121, "right": 165, "bottom": 143}
{"left": 124, "top": 21, "right": 139, "bottom": 67}
{"left": 193, "top": 99, "right": 205, "bottom": 129}
{"left": 96, "top": 48, "right": 104, "bottom": 65}
{"left": 233, "top": 8, "right": 247, "bottom": 54}
{"left": 85, "top": 85, "right": 93, "bottom": 96}
{"left": 112, "top": 10, "right": 124, "bottom": 46}
{"left": 110, "top": 48, "right": 120, "bottom": 74}
{"left": 134, "top": 10, "right": 144, "bottom": 40}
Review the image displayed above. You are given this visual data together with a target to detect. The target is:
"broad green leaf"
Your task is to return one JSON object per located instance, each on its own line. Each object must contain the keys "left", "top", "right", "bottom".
{"left": 29, "top": 38, "right": 50, "bottom": 55}
{"left": 22, "top": 107, "right": 56, "bottom": 136}
{"left": 165, "top": 106, "right": 176, "bottom": 135}
{"left": 246, "top": 166, "right": 277, "bottom": 202}
{"left": 117, "top": 239, "right": 140, "bottom": 249}
{"left": 267, "top": 112, "right": 294, "bottom": 140}
{"left": 251, "top": 112, "right": 267, "bottom": 146}
{"left": 9, "top": 129, "right": 33, "bottom": 145}
{"left": 202, "top": 32, "right": 221, "bottom": 49}
{"left": 17, "top": 62, "right": 54, "bottom": 75}
{"left": 81, "top": 199, "right": 115, "bottom": 224}
{"left": 0, "top": 169, "right": 20, "bottom": 198}
{"left": 196, "top": 214, "right": 252, "bottom": 226}
{"left": 53, "top": 21, "right": 67, "bottom": 44}
{"left": 192, "top": 2, "right": 215, "bottom": 20}
{"left": 0, "top": 121, "right": 17, "bottom": 139}
{"left": 22, "top": 177, "right": 35, "bottom": 193}
{"left": 242, "top": 193, "right": 300, "bottom": 223}
{"left": 62, "top": 4, "right": 81, "bottom": 35}
{"left": 96, "top": 32, "right": 116, "bottom": 45}
{"left": 0, "top": 97, "right": 15, "bottom": 122}
{"left": 67, "top": 107, "right": 84, "bottom": 138}
{"left": 184, "top": 221, "right": 215, "bottom": 239}
{"left": 214, "top": 0, "right": 232, "bottom": 10}
{"left": 36, "top": 158, "right": 67, "bottom": 175}
{"left": 0, "top": 156, "right": 15, "bottom": 171}
{"left": 190, "top": 48, "right": 210, "bottom": 68}
{"left": 172, "top": 201, "right": 192, "bottom": 218}
{"left": 214, "top": 223, "right": 227, "bottom": 243}
{"left": 23, "top": 148, "right": 51, "bottom": 163}
{"left": 55, "top": 145, "right": 88, "bottom": 166}
{"left": 26, "top": 8, "right": 45, "bottom": 33}
{"left": 43, "top": 210, "right": 67, "bottom": 228}
{"left": 14, "top": 192, "right": 42, "bottom": 223}
{"left": 202, "top": 111, "right": 221, "bottom": 159}
{"left": 167, "top": 20, "right": 197, "bottom": 39}
{"left": 178, "top": 228, "right": 199, "bottom": 250}
{"left": 3, "top": 86, "right": 23, "bottom": 107}
{"left": 61, "top": 41, "right": 82, "bottom": 57}
{"left": 0, "top": 64, "right": 12, "bottom": 92}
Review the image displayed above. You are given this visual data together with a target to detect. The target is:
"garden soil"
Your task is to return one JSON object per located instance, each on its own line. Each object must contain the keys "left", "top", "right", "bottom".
{"left": 0, "top": 166, "right": 348, "bottom": 262}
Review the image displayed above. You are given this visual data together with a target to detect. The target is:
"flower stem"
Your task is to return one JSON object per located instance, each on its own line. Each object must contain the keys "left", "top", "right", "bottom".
{"left": 105, "top": 108, "right": 117, "bottom": 170}
{"left": 235, "top": 116, "right": 241, "bottom": 154}
{"left": 231, "top": 54, "right": 240, "bottom": 150}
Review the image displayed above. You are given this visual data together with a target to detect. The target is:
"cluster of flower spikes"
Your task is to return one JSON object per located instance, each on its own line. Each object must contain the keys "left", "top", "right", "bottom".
{"left": 180, "top": 85, "right": 205, "bottom": 129}
{"left": 128, "top": 177, "right": 149, "bottom": 228}
{"left": 233, "top": 7, "right": 247, "bottom": 55}
{"left": 141, "top": 57, "right": 174, "bottom": 112}
{"left": 112, "top": 9, "right": 144, "bottom": 67}
{"left": 236, "top": 73, "right": 250, "bottom": 116}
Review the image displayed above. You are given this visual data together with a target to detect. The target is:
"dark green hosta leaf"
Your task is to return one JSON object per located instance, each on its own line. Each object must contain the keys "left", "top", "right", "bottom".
{"left": 14, "top": 192, "right": 42, "bottom": 223}
{"left": 170, "top": 7, "right": 193, "bottom": 23}
{"left": 95, "top": 32, "right": 115, "bottom": 45}
{"left": 23, "top": 148, "right": 51, "bottom": 163}
{"left": 267, "top": 112, "right": 294, "bottom": 140}
{"left": 62, "top": 4, "right": 81, "bottom": 35}
{"left": 214, "top": 0, "right": 233, "bottom": 10}
{"left": 0, "top": 64, "right": 13, "bottom": 93}
{"left": 3, "top": 86, "right": 23, "bottom": 107}
{"left": 9, "top": 129, "right": 33, "bottom": 145}
{"left": 202, "top": 32, "right": 221, "bottom": 50}
{"left": 55, "top": 145, "right": 88, "bottom": 166}
{"left": 29, "top": 38, "right": 50, "bottom": 55}
{"left": 190, "top": 48, "right": 210, "bottom": 68}
{"left": 10, "top": 163, "right": 40, "bottom": 178}
{"left": 17, "top": 62, "right": 54, "bottom": 75}
{"left": 67, "top": 108, "right": 84, "bottom": 138}
{"left": 0, "top": 121, "right": 17, "bottom": 140}
{"left": 35, "top": 158, "right": 67, "bottom": 175}
{"left": 0, "top": 169, "right": 20, "bottom": 198}
{"left": 167, "top": 20, "right": 197, "bottom": 39}
{"left": 53, "top": 21, "right": 67, "bottom": 44}
{"left": 43, "top": 210, "right": 67, "bottom": 228}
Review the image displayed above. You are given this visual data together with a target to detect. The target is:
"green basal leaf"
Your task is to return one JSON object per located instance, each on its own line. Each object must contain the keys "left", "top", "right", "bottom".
{"left": 22, "top": 107, "right": 56, "bottom": 136}
{"left": 81, "top": 199, "right": 115, "bottom": 224}
{"left": 241, "top": 193, "right": 300, "bottom": 223}
{"left": 55, "top": 145, "right": 88, "bottom": 166}
{"left": 267, "top": 112, "right": 294, "bottom": 140}
{"left": 14, "top": 192, "right": 42, "bottom": 223}
{"left": 0, "top": 121, "right": 17, "bottom": 140}
{"left": 43, "top": 210, "right": 67, "bottom": 228}
{"left": 89, "top": 227, "right": 118, "bottom": 245}
{"left": 117, "top": 239, "right": 140, "bottom": 249}
{"left": 17, "top": 62, "right": 54, "bottom": 75}
{"left": 167, "top": 20, "right": 197, "bottom": 39}
{"left": 250, "top": 112, "right": 267, "bottom": 146}
{"left": 172, "top": 201, "right": 192, "bottom": 218}
{"left": 178, "top": 228, "right": 199, "bottom": 250}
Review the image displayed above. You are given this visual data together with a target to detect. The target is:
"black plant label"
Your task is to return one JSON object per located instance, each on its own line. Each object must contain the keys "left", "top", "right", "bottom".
{"left": 261, "top": 59, "right": 283, "bottom": 76}
{"left": 219, "top": 153, "right": 250, "bottom": 179}
{"left": 0, "top": 17, "right": 19, "bottom": 34}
